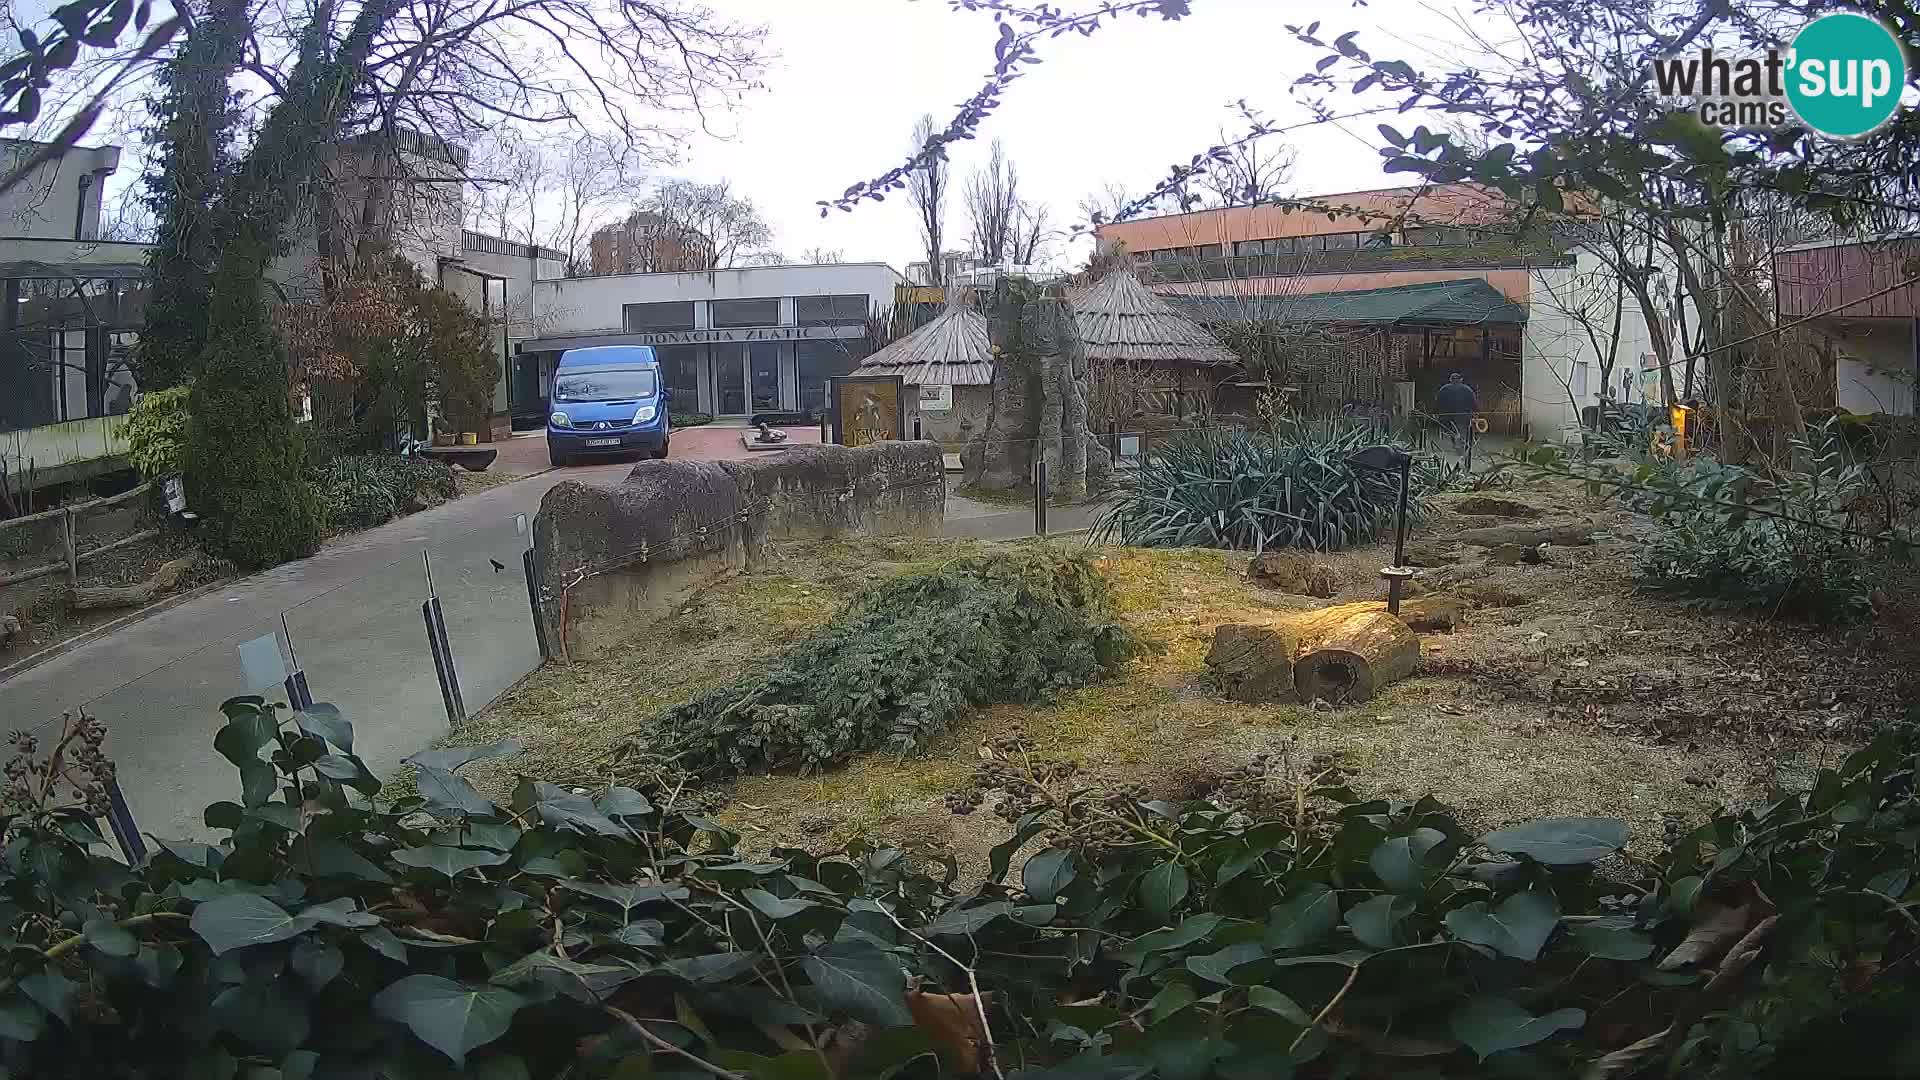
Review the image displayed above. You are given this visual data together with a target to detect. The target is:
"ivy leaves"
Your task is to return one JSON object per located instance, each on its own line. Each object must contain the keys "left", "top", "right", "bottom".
{"left": 372, "top": 976, "right": 527, "bottom": 1068}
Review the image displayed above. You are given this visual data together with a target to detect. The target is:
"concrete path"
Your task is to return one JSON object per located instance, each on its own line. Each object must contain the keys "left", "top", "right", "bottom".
{"left": 0, "top": 436, "right": 1094, "bottom": 842}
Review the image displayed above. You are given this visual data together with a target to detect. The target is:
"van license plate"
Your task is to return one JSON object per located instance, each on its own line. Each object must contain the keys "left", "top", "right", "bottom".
{"left": 584, "top": 437, "right": 620, "bottom": 447}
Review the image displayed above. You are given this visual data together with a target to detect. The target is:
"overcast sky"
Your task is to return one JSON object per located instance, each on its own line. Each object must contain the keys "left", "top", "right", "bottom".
{"left": 666, "top": 0, "right": 1482, "bottom": 271}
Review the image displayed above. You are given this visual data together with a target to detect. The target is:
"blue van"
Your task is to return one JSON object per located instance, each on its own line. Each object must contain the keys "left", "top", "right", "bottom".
{"left": 545, "top": 345, "right": 671, "bottom": 466}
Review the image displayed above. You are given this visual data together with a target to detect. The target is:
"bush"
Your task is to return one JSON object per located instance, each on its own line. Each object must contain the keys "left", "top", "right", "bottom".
{"left": 119, "top": 385, "right": 193, "bottom": 479}
{"left": 313, "top": 453, "right": 458, "bottom": 534}
{"left": 1093, "top": 420, "right": 1453, "bottom": 552}
{"left": 671, "top": 411, "right": 714, "bottom": 428}
{"left": 636, "top": 548, "right": 1141, "bottom": 778}
{"left": 1634, "top": 421, "right": 1876, "bottom": 620}
{"left": 184, "top": 276, "right": 325, "bottom": 570}
{"left": 3, "top": 699, "right": 1916, "bottom": 1078}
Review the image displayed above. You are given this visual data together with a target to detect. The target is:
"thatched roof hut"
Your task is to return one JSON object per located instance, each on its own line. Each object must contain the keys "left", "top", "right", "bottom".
{"left": 1075, "top": 267, "right": 1236, "bottom": 365}
{"left": 854, "top": 300, "right": 993, "bottom": 387}
{"left": 1071, "top": 269, "right": 1239, "bottom": 368}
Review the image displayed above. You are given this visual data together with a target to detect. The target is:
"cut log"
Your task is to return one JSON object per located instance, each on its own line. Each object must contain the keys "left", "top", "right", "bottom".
{"left": 69, "top": 554, "right": 198, "bottom": 611}
{"left": 1247, "top": 552, "right": 1349, "bottom": 598}
{"left": 1450, "top": 522, "right": 1602, "bottom": 548}
{"left": 1205, "top": 623, "right": 1301, "bottom": 703}
{"left": 1292, "top": 606, "right": 1421, "bottom": 705}
{"left": 1339, "top": 596, "right": 1463, "bottom": 632}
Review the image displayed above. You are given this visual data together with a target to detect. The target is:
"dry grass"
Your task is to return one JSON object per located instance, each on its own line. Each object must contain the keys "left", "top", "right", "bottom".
{"left": 431, "top": 487, "right": 1885, "bottom": 877}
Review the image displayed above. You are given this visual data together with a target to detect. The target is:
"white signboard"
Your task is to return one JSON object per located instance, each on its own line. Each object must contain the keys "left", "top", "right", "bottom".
{"left": 918, "top": 383, "right": 954, "bottom": 412}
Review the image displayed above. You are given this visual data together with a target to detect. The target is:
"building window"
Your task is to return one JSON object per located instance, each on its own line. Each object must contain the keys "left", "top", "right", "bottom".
{"left": 624, "top": 301, "right": 695, "bottom": 332}
{"left": 1323, "top": 232, "right": 1359, "bottom": 250}
{"left": 797, "top": 340, "right": 859, "bottom": 417}
{"left": 794, "top": 294, "right": 868, "bottom": 325}
{"left": 710, "top": 297, "right": 780, "bottom": 328}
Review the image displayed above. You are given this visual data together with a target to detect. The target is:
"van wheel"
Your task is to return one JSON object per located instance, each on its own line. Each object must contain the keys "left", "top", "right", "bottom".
{"left": 652, "top": 438, "right": 670, "bottom": 460}
{"left": 548, "top": 447, "right": 570, "bottom": 467}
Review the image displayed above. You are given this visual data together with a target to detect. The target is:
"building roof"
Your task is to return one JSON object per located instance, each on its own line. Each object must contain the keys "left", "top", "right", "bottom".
{"left": 855, "top": 302, "right": 994, "bottom": 386}
{"left": 1096, "top": 182, "right": 1516, "bottom": 251}
{"left": 1167, "top": 279, "right": 1528, "bottom": 326}
{"left": 1073, "top": 269, "right": 1240, "bottom": 366}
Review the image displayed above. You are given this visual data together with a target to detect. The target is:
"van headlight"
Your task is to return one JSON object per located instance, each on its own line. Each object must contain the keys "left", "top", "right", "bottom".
{"left": 633, "top": 405, "right": 657, "bottom": 424}
{"left": 550, "top": 411, "right": 570, "bottom": 428}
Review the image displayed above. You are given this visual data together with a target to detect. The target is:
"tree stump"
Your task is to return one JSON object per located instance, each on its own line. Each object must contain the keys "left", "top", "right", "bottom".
{"left": 1205, "top": 623, "right": 1301, "bottom": 703}
{"left": 1291, "top": 604, "right": 1421, "bottom": 705}
{"left": 964, "top": 278, "right": 1097, "bottom": 498}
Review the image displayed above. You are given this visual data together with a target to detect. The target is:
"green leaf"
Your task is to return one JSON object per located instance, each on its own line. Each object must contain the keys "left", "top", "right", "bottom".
{"left": 191, "top": 894, "right": 310, "bottom": 955}
{"left": 392, "top": 845, "right": 510, "bottom": 880}
{"left": 404, "top": 739, "right": 521, "bottom": 772}
{"left": 1569, "top": 916, "right": 1654, "bottom": 961}
{"left": 1127, "top": 915, "right": 1226, "bottom": 959}
{"left": 239, "top": 760, "right": 278, "bottom": 808}
{"left": 801, "top": 942, "right": 912, "bottom": 1026}
{"left": 473, "top": 1056, "right": 532, "bottom": 1080}
{"left": 83, "top": 917, "right": 140, "bottom": 957}
{"left": 372, "top": 975, "right": 526, "bottom": 1067}
{"left": 1369, "top": 828, "right": 1446, "bottom": 892}
{"left": 558, "top": 880, "right": 690, "bottom": 912}
{"left": 526, "top": 782, "right": 624, "bottom": 837}
{"left": 1480, "top": 817, "right": 1627, "bottom": 865}
{"left": 1448, "top": 996, "right": 1585, "bottom": 1060}
{"left": 661, "top": 951, "right": 762, "bottom": 985}
{"left": 290, "top": 939, "right": 344, "bottom": 991}
{"left": 1147, "top": 981, "right": 1197, "bottom": 1024}
{"left": 491, "top": 952, "right": 648, "bottom": 1002}
{"left": 1186, "top": 941, "right": 1265, "bottom": 985}
{"left": 293, "top": 837, "right": 392, "bottom": 883}
{"left": 299, "top": 897, "right": 379, "bottom": 929}
{"left": 598, "top": 787, "right": 654, "bottom": 819}
{"left": 1266, "top": 885, "right": 1338, "bottom": 952}
{"left": 1444, "top": 891, "right": 1560, "bottom": 961}
{"left": 293, "top": 704, "right": 353, "bottom": 753}
{"left": 414, "top": 766, "right": 498, "bottom": 818}
{"left": 446, "top": 822, "right": 521, "bottom": 852}
{"left": 742, "top": 888, "right": 817, "bottom": 921}
{"left": 1023, "top": 847, "right": 1077, "bottom": 900}
{"left": 1346, "top": 894, "right": 1413, "bottom": 951}
{"left": 1245, "top": 986, "right": 1311, "bottom": 1025}
{"left": 0, "top": 996, "right": 43, "bottom": 1041}
{"left": 19, "top": 972, "right": 70, "bottom": 1024}
{"left": 215, "top": 708, "right": 278, "bottom": 766}
{"left": 212, "top": 979, "right": 310, "bottom": 1057}
{"left": 927, "top": 901, "right": 1011, "bottom": 937}
{"left": 359, "top": 927, "right": 408, "bottom": 963}
{"left": 1138, "top": 863, "right": 1189, "bottom": 919}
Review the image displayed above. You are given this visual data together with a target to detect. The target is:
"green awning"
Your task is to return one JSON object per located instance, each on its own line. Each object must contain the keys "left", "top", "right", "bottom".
{"left": 1167, "top": 279, "right": 1527, "bottom": 326}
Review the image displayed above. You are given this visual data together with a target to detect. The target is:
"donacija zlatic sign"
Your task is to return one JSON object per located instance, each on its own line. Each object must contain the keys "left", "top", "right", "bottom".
{"left": 627, "top": 325, "right": 860, "bottom": 345}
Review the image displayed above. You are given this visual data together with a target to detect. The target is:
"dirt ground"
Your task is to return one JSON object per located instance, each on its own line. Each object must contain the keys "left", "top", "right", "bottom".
{"left": 447, "top": 481, "right": 1900, "bottom": 875}
{"left": 1, "top": 529, "right": 230, "bottom": 668}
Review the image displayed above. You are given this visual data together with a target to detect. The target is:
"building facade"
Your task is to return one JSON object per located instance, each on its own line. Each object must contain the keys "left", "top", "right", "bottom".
{"left": 515, "top": 263, "right": 905, "bottom": 425}
{"left": 1095, "top": 182, "right": 1668, "bottom": 439}
{"left": 587, "top": 212, "right": 716, "bottom": 275}
{"left": 1774, "top": 235, "right": 1920, "bottom": 415}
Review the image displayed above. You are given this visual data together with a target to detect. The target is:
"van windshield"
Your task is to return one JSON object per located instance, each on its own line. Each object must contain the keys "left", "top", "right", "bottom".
{"left": 553, "top": 368, "right": 658, "bottom": 402}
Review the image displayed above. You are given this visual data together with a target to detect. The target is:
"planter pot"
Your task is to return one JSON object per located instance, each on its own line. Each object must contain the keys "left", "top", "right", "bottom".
{"left": 433, "top": 433, "right": 457, "bottom": 447}
{"left": 459, "top": 432, "right": 478, "bottom": 446}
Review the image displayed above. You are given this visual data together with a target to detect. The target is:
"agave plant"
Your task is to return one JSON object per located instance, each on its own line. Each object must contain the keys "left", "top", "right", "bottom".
{"left": 1092, "top": 419, "right": 1455, "bottom": 552}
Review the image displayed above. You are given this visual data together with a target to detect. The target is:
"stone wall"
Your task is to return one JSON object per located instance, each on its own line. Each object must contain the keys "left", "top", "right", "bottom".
{"left": 533, "top": 440, "right": 945, "bottom": 661}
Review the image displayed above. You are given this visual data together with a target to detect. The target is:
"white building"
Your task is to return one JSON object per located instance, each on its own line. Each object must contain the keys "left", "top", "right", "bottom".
{"left": 515, "top": 263, "right": 906, "bottom": 424}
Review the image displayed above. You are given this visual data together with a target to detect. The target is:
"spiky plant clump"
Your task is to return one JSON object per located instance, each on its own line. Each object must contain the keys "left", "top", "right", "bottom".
{"left": 1093, "top": 419, "right": 1452, "bottom": 552}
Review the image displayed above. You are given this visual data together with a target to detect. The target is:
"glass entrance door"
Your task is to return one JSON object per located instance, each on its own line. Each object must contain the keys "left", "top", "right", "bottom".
{"left": 713, "top": 343, "right": 785, "bottom": 415}
{"left": 715, "top": 344, "right": 747, "bottom": 414}
{"left": 748, "top": 343, "right": 780, "bottom": 413}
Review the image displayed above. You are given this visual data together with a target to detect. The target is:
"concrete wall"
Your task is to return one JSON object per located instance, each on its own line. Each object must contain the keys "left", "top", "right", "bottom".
{"left": 1837, "top": 355, "right": 1914, "bottom": 415}
{"left": 534, "top": 440, "right": 945, "bottom": 660}
{"left": 907, "top": 384, "right": 992, "bottom": 447}
{"left": 1, "top": 414, "right": 129, "bottom": 486}
{"left": 1519, "top": 248, "right": 1697, "bottom": 439}
{"left": 0, "top": 141, "right": 118, "bottom": 240}
{"left": 534, "top": 263, "right": 906, "bottom": 335}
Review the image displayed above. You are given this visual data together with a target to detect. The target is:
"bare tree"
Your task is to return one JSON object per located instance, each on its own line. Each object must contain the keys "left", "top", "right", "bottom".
{"left": 800, "top": 247, "right": 845, "bottom": 264}
{"left": 907, "top": 113, "right": 948, "bottom": 284}
{"left": 597, "top": 178, "right": 779, "bottom": 271}
{"left": 1191, "top": 124, "right": 1296, "bottom": 208}
{"left": 965, "top": 139, "right": 1051, "bottom": 266}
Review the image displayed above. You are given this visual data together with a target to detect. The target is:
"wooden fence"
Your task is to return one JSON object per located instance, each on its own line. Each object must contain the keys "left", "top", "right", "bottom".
{"left": 0, "top": 482, "right": 156, "bottom": 588}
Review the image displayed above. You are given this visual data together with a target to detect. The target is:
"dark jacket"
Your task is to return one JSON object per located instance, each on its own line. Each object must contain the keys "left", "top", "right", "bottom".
{"left": 1434, "top": 382, "right": 1477, "bottom": 417}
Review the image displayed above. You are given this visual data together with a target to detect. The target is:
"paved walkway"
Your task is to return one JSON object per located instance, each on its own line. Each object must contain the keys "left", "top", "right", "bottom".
{"left": 0, "top": 435, "right": 1088, "bottom": 842}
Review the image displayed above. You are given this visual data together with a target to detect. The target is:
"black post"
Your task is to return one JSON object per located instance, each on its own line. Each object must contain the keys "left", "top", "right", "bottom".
{"left": 523, "top": 547, "right": 550, "bottom": 662}
{"left": 283, "top": 669, "right": 314, "bottom": 711}
{"left": 1388, "top": 458, "right": 1411, "bottom": 614}
{"left": 913, "top": 413, "right": 923, "bottom": 440}
{"left": 1034, "top": 457, "right": 1049, "bottom": 536}
{"left": 421, "top": 552, "right": 467, "bottom": 724}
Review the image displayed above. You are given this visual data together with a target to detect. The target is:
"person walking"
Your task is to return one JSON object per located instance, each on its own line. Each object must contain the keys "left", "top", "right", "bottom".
{"left": 1434, "top": 371, "right": 1477, "bottom": 452}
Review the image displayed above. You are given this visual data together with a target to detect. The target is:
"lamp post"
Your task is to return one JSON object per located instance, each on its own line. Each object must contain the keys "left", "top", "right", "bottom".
{"left": 1349, "top": 445, "right": 1414, "bottom": 614}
